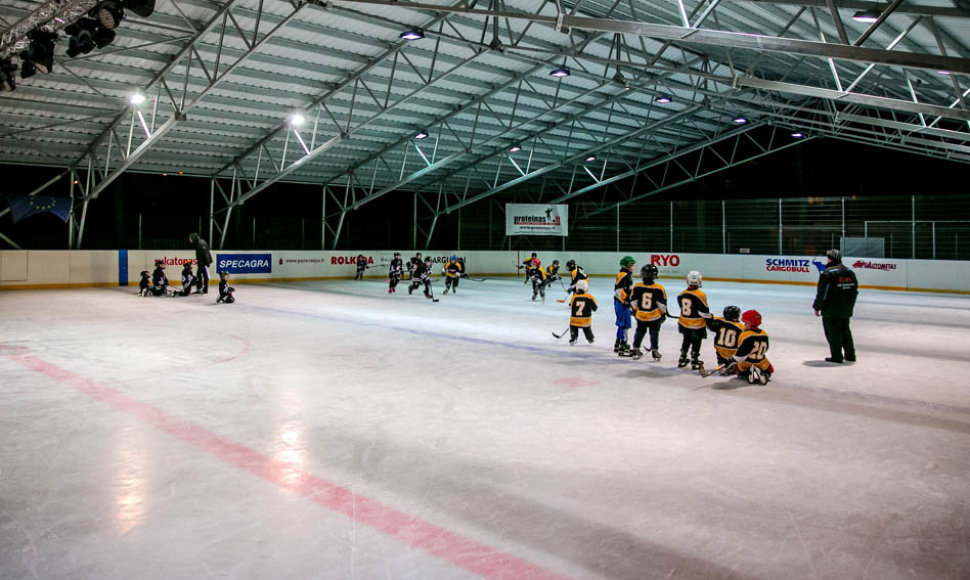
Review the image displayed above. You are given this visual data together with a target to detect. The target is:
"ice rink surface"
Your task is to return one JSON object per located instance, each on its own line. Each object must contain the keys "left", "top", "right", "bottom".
{"left": 2, "top": 275, "right": 969, "bottom": 580}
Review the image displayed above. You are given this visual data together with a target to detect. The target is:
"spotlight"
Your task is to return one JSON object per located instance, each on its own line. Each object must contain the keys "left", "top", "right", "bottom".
{"left": 938, "top": 70, "right": 951, "bottom": 75}
{"left": 791, "top": 132, "right": 804, "bottom": 138}
{"left": 91, "top": 26, "right": 116, "bottom": 49}
{"left": 732, "top": 116, "right": 748, "bottom": 124}
{"left": 852, "top": 10, "right": 880, "bottom": 23}
{"left": 65, "top": 18, "right": 97, "bottom": 58}
{"left": 19, "top": 30, "right": 57, "bottom": 78}
{"left": 288, "top": 113, "right": 305, "bottom": 126}
{"left": 124, "top": 0, "right": 156, "bottom": 18}
{"left": 585, "top": 154, "right": 597, "bottom": 163}
{"left": 129, "top": 92, "right": 146, "bottom": 105}
{"left": 655, "top": 94, "right": 672, "bottom": 104}
{"left": 509, "top": 144, "right": 521, "bottom": 153}
{"left": 413, "top": 130, "right": 429, "bottom": 140}
{"left": 549, "top": 66, "right": 571, "bottom": 78}
{"left": 96, "top": 1, "right": 124, "bottom": 31}
{"left": 399, "top": 28, "right": 424, "bottom": 41}
{"left": 0, "top": 59, "right": 16, "bottom": 91}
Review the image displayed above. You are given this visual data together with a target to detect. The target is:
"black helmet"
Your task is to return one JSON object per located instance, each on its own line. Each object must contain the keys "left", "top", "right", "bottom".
{"left": 566, "top": 259, "right": 576, "bottom": 270}
{"left": 394, "top": 251, "right": 401, "bottom": 257}
{"left": 723, "top": 305, "right": 741, "bottom": 321}
{"left": 640, "top": 264, "right": 658, "bottom": 281}
{"left": 552, "top": 259, "right": 559, "bottom": 265}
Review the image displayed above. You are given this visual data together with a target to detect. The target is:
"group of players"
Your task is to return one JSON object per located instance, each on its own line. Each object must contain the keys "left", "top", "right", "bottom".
{"left": 138, "top": 259, "right": 236, "bottom": 304}
{"left": 383, "top": 252, "right": 468, "bottom": 300}
{"left": 518, "top": 252, "right": 774, "bottom": 384}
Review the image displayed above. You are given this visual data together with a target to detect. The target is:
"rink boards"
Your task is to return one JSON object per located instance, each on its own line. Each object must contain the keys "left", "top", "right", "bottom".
{"left": 1, "top": 249, "right": 969, "bottom": 293}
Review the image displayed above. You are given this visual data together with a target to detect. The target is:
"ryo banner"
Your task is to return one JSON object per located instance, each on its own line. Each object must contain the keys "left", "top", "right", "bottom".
{"left": 505, "top": 204, "right": 569, "bottom": 236}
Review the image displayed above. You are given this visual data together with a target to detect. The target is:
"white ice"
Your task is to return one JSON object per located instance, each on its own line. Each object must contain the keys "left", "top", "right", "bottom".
{"left": 1, "top": 276, "right": 968, "bottom": 580}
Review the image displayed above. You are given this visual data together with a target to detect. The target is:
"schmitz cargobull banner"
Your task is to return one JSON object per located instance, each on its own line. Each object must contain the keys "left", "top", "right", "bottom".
{"left": 505, "top": 204, "right": 568, "bottom": 236}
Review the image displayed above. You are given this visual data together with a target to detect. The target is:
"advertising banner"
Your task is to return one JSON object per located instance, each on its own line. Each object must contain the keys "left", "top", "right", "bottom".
{"left": 216, "top": 253, "right": 272, "bottom": 274}
{"left": 505, "top": 204, "right": 568, "bottom": 236}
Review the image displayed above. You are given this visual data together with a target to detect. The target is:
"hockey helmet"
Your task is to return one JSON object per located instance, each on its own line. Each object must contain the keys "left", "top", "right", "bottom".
{"left": 686, "top": 270, "right": 702, "bottom": 287}
{"left": 182, "top": 262, "right": 193, "bottom": 270}
{"left": 531, "top": 252, "right": 537, "bottom": 257}
{"left": 620, "top": 255, "right": 636, "bottom": 268}
{"left": 575, "top": 279, "right": 589, "bottom": 293}
{"left": 394, "top": 251, "right": 401, "bottom": 257}
{"left": 154, "top": 260, "right": 165, "bottom": 268}
{"left": 140, "top": 270, "right": 149, "bottom": 277}
{"left": 741, "top": 309, "right": 762, "bottom": 328}
{"left": 219, "top": 270, "right": 229, "bottom": 278}
{"left": 566, "top": 259, "right": 576, "bottom": 270}
{"left": 640, "top": 264, "right": 658, "bottom": 281}
{"left": 450, "top": 255, "right": 457, "bottom": 261}
{"left": 552, "top": 259, "right": 559, "bottom": 265}
{"left": 532, "top": 258, "right": 541, "bottom": 267}
{"left": 723, "top": 305, "right": 741, "bottom": 321}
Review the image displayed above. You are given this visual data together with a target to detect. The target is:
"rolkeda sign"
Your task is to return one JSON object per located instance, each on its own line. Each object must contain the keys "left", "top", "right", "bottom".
{"left": 505, "top": 204, "right": 569, "bottom": 236}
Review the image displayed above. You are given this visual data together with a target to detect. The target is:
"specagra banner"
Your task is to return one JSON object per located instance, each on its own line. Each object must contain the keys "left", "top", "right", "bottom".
{"left": 505, "top": 204, "right": 569, "bottom": 236}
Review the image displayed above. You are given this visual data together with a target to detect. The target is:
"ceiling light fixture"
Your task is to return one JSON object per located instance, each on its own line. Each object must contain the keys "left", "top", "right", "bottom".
{"left": 96, "top": 0, "right": 125, "bottom": 30}
{"left": 550, "top": 66, "right": 570, "bottom": 78}
{"left": 509, "top": 144, "right": 521, "bottom": 153}
{"left": 655, "top": 94, "right": 672, "bottom": 104}
{"left": 400, "top": 28, "right": 424, "bottom": 41}
{"left": 852, "top": 10, "right": 880, "bottom": 23}
{"left": 733, "top": 116, "right": 748, "bottom": 124}
{"left": 413, "top": 130, "right": 429, "bottom": 140}
{"left": 585, "top": 154, "right": 597, "bottom": 163}
{"left": 19, "top": 30, "right": 57, "bottom": 78}
{"left": 129, "top": 92, "right": 146, "bottom": 105}
{"left": 791, "top": 132, "right": 804, "bottom": 138}
{"left": 65, "top": 18, "right": 97, "bottom": 57}
{"left": 288, "top": 113, "right": 305, "bottom": 126}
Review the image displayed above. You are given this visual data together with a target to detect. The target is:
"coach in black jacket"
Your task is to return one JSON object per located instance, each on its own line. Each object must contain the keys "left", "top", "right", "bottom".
{"left": 813, "top": 249, "right": 859, "bottom": 363}
{"left": 188, "top": 233, "right": 213, "bottom": 294}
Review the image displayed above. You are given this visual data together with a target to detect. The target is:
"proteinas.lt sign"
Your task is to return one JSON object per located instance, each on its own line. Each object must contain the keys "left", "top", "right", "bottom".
{"left": 217, "top": 253, "right": 272, "bottom": 274}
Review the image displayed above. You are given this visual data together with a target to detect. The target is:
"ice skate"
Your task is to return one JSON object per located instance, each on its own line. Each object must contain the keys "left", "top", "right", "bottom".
{"left": 619, "top": 348, "right": 642, "bottom": 359}
{"left": 569, "top": 338, "right": 577, "bottom": 345}
{"left": 678, "top": 352, "right": 689, "bottom": 368}
{"left": 651, "top": 349, "right": 662, "bottom": 361}
{"left": 690, "top": 356, "right": 702, "bottom": 371}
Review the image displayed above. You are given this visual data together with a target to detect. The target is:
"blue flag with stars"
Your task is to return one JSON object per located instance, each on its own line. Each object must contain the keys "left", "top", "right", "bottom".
{"left": 8, "top": 195, "right": 72, "bottom": 223}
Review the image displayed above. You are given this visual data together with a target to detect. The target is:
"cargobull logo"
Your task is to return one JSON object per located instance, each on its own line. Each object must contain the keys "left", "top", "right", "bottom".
{"left": 852, "top": 260, "right": 897, "bottom": 271}
{"left": 331, "top": 255, "right": 375, "bottom": 265}
{"left": 766, "top": 258, "right": 826, "bottom": 273}
{"left": 650, "top": 254, "right": 680, "bottom": 267}
{"left": 217, "top": 253, "right": 272, "bottom": 274}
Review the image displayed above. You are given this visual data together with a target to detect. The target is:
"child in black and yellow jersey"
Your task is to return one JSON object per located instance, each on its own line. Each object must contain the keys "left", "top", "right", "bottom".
{"left": 442, "top": 255, "right": 463, "bottom": 295}
{"left": 706, "top": 305, "right": 744, "bottom": 373}
{"left": 622, "top": 264, "right": 667, "bottom": 360}
{"left": 568, "top": 279, "right": 597, "bottom": 345}
{"left": 677, "top": 270, "right": 710, "bottom": 369}
{"left": 733, "top": 309, "right": 773, "bottom": 384}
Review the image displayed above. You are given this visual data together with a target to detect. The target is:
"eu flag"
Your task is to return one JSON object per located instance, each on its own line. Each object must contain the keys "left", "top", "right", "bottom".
{"left": 8, "top": 195, "right": 72, "bottom": 223}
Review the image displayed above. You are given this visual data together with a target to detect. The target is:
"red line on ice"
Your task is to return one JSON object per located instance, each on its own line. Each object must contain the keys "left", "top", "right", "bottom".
{"left": 8, "top": 352, "right": 572, "bottom": 580}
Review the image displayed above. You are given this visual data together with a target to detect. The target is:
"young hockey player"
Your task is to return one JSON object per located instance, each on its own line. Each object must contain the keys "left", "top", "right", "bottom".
{"left": 733, "top": 309, "right": 773, "bottom": 384}
{"left": 216, "top": 271, "right": 236, "bottom": 304}
{"left": 538, "top": 259, "right": 560, "bottom": 296}
{"left": 442, "top": 255, "right": 463, "bottom": 294}
{"left": 565, "top": 259, "right": 587, "bottom": 293}
{"left": 568, "top": 279, "right": 597, "bottom": 345}
{"left": 520, "top": 252, "right": 538, "bottom": 284}
{"left": 171, "top": 262, "right": 196, "bottom": 297}
{"left": 388, "top": 252, "right": 404, "bottom": 293}
{"left": 530, "top": 259, "right": 547, "bottom": 301}
{"left": 150, "top": 260, "right": 169, "bottom": 296}
{"left": 613, "top": 256, "right": 636, "bottom": 353}
{"left": 677, "top": 270, "right": 710, "bottom": 370}
{"left": 409, "top": 252, "right": 424, "bottom": 279}
{"left": 354, "top": 254, "right": 368, "bottom": 280}
{"left": 408, "top": 256, "right": 435, "bottom": 300}
{"left": 457, "top": 256, "right": 467, "bottom": 278}
{"left": 706, "top": 305, "right": 744, "bottom": 374}
{"left": 138, "top": 270, "right": 152, "bottom": 297}
{"left": 621, "top": 264, "right": 667, "bottom": 360}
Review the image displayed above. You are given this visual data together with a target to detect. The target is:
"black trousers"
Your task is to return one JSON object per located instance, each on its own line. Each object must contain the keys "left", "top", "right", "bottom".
{"left": 679, "top": 327, "right": 706, "bottom": 357}
{"left": 445, "top": 276, "right": 459, "bottom": 290}
{"left": 570, "top": 325, "right": 594, "bottom": 343}
{"left": 195, "top": 265, "right": 209, "bottom": 293}
{"left": 389, "top": 275, "right": 400, "bottom": 289}
{"left": 822, "top": 316, "right": 855, "bottom": 361}
{"left": 632, "top": 319, "right": 662, "bottom": 350}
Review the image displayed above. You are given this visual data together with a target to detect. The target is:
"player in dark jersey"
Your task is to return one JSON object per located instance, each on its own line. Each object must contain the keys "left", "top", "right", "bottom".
{"left": 677, "top": 270, "right": 710, "bottom": 370}
{"left": 442, "top": 255, "right": 463, "bottom": 294}
{"left": 538, "top": 260, "right": 560, "bottom": 296}
{"left": 565, "top": 259, "right": 587, "bottom": 294}
{"left": 150, "top": 260, "right": 169, "bottom": 296}
{"left": 567, "top": 279, "right": 597, "bottom": 345}
{"left": 621, "top": 264, "right": 667, "bottom": 360}
{"left": 138, "top": 270, "right": 152, "bottom": 296}
{"left": 530, "top": 259, "right": 547, "bottom": 301}
{"left": 354, "top": 254, "right": 368, "bottom": 280}
{"left": 217, "top": 271, "right": 235, "bottom": 303}
{"left": 171, "top": 262, "right": 196, "bottom": 297}
{"left": 706, "top": 305, "right": 744, "bottom": 373}
{"left": 408, "top": 256, "right": 435, "bottom": 299}
{"left": 733, "top": 309, "right": 773, "bottom": 384}
{"left": 408, "top": 252, "right": 424, "bottom": 279}
{"left": 613, "top": 256, "right": 636, "bottom": 353}
{"left": 388, "top": 252, "right": 404, "bottom": 293}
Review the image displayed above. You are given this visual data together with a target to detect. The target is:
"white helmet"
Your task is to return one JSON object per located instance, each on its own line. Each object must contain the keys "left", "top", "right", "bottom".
{"left": 575, "top": 279, "right": 589, "bottom": 293}
{"left": 686, "top": 270, "right": 702, "bottom": 287}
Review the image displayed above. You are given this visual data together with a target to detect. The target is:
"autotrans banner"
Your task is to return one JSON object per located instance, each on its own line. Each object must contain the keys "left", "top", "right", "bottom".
{"left": 505, "top": 204, "right": 568, "bottom": 236}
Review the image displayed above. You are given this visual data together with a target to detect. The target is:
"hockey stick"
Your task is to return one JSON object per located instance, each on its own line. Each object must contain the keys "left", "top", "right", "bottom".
{"left": 551, "top": 327, "right": 570, "bottom": 339}
{"left": 698, "top": 363, "right": 730, "bottom": 378}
